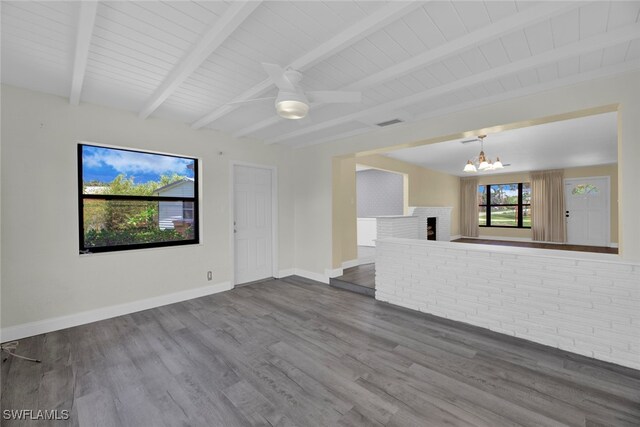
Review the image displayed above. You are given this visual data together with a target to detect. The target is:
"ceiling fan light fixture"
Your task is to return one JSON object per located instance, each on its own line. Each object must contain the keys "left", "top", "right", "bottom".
{"left": 493, "top": 157, "right": 504, "bottom": 169}
{"left": 276, "top": 99, "right": 309, "bottom": 119}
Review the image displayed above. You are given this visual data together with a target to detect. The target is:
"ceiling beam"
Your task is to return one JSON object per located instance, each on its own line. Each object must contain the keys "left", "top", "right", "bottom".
{"left": 297, "top": 59, "right": 640, "bottom": 149}
{"left": 138, "top": 1, "right": 262, "bottom": 120}
{"left": 265, "top": 23, "right": 640, "bottom": 145}
{"left": 69, "top": 1, "right": 98, "bottom": 106}
{"left": 233, "top": 1, "right": 581, "bottom": 138}
{"left": 191, "top": 1, "right": 424, "bottom": 130}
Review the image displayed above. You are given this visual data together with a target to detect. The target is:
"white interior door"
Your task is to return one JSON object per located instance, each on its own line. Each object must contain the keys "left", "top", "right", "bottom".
{"left": 234, "top": 165, "right": 273, "bottom": 285}
{"left": 564, "top": 177, "right": 610, "bottom": 247}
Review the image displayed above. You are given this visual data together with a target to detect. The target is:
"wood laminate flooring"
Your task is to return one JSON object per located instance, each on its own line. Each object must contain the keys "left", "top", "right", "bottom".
{"left": 453, "top": 238, "right": 619, "bottom": 254}
{"left": 2, "top": 276, "right": 639, "bottom": 426}
{"left": 330, "top": 264, "right": 376, "bottom": 296}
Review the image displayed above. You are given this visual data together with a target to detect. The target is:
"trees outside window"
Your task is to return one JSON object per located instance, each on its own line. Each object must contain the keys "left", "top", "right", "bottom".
{"left": 478, "top": 183, "right": 530, "bottom": 228}
{"left": 79, "top": 144, "right": 198, "bottom": 253}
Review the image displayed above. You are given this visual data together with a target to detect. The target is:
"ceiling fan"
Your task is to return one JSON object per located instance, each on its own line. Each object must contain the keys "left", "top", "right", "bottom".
{"left": 228, "top": 63, "right": 362, "bottom": 120}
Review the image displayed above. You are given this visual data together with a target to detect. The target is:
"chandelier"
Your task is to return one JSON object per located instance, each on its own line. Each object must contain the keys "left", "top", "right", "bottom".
{"left": 463, "top": 135, "right": 504, "bottom": 173}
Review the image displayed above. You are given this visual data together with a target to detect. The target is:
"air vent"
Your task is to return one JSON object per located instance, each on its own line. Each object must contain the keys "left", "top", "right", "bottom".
{"left": 375, "top": 118, "right": 403, "bottom": 127}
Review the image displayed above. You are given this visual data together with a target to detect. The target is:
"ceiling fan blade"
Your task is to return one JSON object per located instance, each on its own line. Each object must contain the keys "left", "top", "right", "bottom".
{"left": 306, "top": 91, "right": 361, "bottom": 104}
{"left": 226, "top": 96, "right": 276, "bottom": 107}
{"left": 261, "top": 63, "right": 295, "bottom": 91}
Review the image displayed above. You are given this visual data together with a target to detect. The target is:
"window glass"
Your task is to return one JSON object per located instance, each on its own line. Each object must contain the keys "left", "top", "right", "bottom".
{"left": 478, "top": 206, "right": 487, "bottom": 226}
{"left": 490, "top": 206, "right": 517, "bottom": 227}
{"left": 478, "top": 185, "right": 487, "bottom": 205}
{"left": 79, "top": 144, "right": 198, "bottom": 253}
{"left": 479, "top": 182, "right": 530, "bottom": 228}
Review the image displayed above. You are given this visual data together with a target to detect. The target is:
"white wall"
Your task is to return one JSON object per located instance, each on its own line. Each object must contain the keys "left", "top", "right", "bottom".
{"left": 293, "top": 70, "right": 640, "bottom": 276}
{"left": 0, "top": 85, "right": 295, "bottom": 331}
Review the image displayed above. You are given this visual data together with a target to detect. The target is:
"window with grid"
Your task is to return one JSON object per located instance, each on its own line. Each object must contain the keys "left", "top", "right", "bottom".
{"left": 478, "top": 183, "right": 531, "bottom": 228}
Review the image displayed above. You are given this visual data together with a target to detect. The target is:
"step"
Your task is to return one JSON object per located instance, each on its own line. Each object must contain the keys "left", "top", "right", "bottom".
{"left": 329, "top": 278, "right": 375, "bottom": 297}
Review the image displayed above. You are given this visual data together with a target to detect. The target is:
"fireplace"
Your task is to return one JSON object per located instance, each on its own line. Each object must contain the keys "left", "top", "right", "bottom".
{"left": 426, "top": 217, "right": 436, "bottom": 241}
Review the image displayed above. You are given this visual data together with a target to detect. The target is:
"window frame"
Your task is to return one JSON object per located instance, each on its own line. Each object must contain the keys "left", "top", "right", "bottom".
{"left": 479, "top": 182, "right": 531, "bottom": 229}
{"left": 77, "top": 144, "right": 200, "bottom": 254}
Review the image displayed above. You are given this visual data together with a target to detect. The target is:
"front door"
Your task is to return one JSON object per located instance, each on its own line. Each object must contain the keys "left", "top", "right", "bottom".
{"left": 564, "top": 177, "right": 610, "bottom": 247}
{"left": 234, "top": 165, "right": 273, "bottom": 285}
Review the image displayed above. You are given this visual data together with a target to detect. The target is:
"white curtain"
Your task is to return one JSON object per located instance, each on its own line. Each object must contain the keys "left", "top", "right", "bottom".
{"left": 460, "top": 177, "right": 479, "bottom": 237}
{"left": 531, "top": 170, "right": 566, "bottom": 243}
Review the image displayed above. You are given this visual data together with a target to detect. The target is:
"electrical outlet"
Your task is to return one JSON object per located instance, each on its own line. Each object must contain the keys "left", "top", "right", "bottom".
{"left": 207, "top": 271, "right": 213, "bottom": 281}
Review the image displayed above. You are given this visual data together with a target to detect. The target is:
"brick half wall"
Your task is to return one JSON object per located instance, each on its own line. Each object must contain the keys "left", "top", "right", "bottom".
{"left": 375, "top": 238, "right": 640, "bottom": 370}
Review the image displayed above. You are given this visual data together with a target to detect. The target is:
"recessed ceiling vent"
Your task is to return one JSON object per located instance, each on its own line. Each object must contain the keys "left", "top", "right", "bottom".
{"left": 375, "top": 118, "right": 403, "bottom": 127}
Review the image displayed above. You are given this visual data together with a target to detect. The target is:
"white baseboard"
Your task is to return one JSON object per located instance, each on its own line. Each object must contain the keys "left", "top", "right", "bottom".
{"left": 275, "top": 268, "right": 295, "bottom": 278}
{"left": 292, "top": 269, "right": 329, "bottom": 284}
{"left": 609, "top": 243, "right": 619, "bottom": 248}
{"left": 449, "top": 234, "right": 462, "bottom": 241}
{"left": 358, "top": 256, "right": 375, "bottom": 265}
{"left": 325, "top": 267, "right": 343, "bottom": 279}
{"left": 0, "top": 281, "right": 232, "bottom": 343}
{"left": 475, "top": 235, "right": 533, "bottom": 242}
{"left": 341, "top": 259, "right": 360, "bottom": 269}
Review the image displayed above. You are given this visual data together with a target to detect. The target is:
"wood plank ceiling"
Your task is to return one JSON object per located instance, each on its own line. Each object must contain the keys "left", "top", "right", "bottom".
{"left": 2, "top": 1, "right": 640, "bottom": 148}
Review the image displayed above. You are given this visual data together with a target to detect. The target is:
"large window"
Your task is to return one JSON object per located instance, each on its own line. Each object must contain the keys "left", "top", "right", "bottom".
{"left": 78, "top": 144, "right": 199, "bottom": 253}
{"left": 479, "top": 183, "right": 530, "bottom": 228}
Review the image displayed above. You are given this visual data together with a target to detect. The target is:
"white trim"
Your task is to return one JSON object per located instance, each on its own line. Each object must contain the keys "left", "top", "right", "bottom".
{"left": 450, "top": 234, "right": 462, "bottom": 241}
{"left": 294, "top": 269, "right": 329, "bottom": 284}
{"left": 475, "top": 235, "right": 534, "bottom": 243}
{"left": 609, "top": 243, "right": 619, "bottom": 248}
{"left": 0, "top": 282, "right": 231, "bottom": 343}
{"left": 325, "top": 267, "right": 343, "bottom": 279}
{"left": 230, "top": 161, "right": 279, "bottom": 287}
{"left": 237, "top": 1, "right": 578, "bottom": 138}
{"left": 275, "top": 268, "right": 295, "bottom": 278}
{"left": 268, "top": 25, "right": 640, "bottom": 145}
{"left": 139, "top": 1, "right": 261, "bottom": 119}
{"left": 358, "top": 256, "right": 375, "bottom": 265}
{"left": 193, "top": 1, "right": 422, "bottom": 130}
{"left": 341, "top": 259, "right": 360, "bottom": 269}
{"left": 564, "top": 176, "right": 611, "bottom": 247}
{"left": 69, "top": 1, "right": 98, "bottom": 105}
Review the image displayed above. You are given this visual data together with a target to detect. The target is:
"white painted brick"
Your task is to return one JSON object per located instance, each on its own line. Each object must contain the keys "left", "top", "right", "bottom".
{"left": 465, "top": 313, "right": 501, "bottom": 328}
{"left": 499, "top": 287, "right": 531, "bottom": 298}
{"left": 561, "top": 330, "right": 619, "bottom": 351}
{"left": 593, "top": 304, "right": 638, "bottom": 320}
{"left": 478, "top": 295, "right": 516, "bottom": 305}
{"left": 488, "top": 304, "right": 535, "bottom": 318}
{"left": 609, "top": 296, "right": 640, "bottom": 308}
{"left": 515, "top": 283, "right": 559, "bottom": 296}
{"left": 594, "top": 351, "right": 640, "bottom": 370}
{"left": 595, "top": 270, "right": 639, "bottom": 280}
{"left": 608, "top": 322, "right": 639, "bottom": 336}
{"left": 577, "top": 260, "right": 633, "bottom": 272}
{"left": 514, "top": 268, "right": 578, "bottom": 282}
{"left": 499, "top": 272, "right": 543, "bottom": 285}
{"left": 497, "top": 321, "right": 528, "bottom": 334}
{"left": 556, "top": 323, "right": 595, "bottom": 335}
{"left": 488, "top": 325, "right": 517, "bottom": 336}
{"left": 592, "top": 327, "right": 638, "bottom": 346}
{"left": 375, "top": 240, "right": 640, "bottom": 370}
{"left": 571, "top": 340, "right": 607, "bottom": 357}
{"left": 575, "top": 279, "right": 615, "bottom": 291}
{"left": 589, "top": 286, "right": 632, "bottom": 297}
{"left": 515, "top": 319, "right": 557, "bottom": 334}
